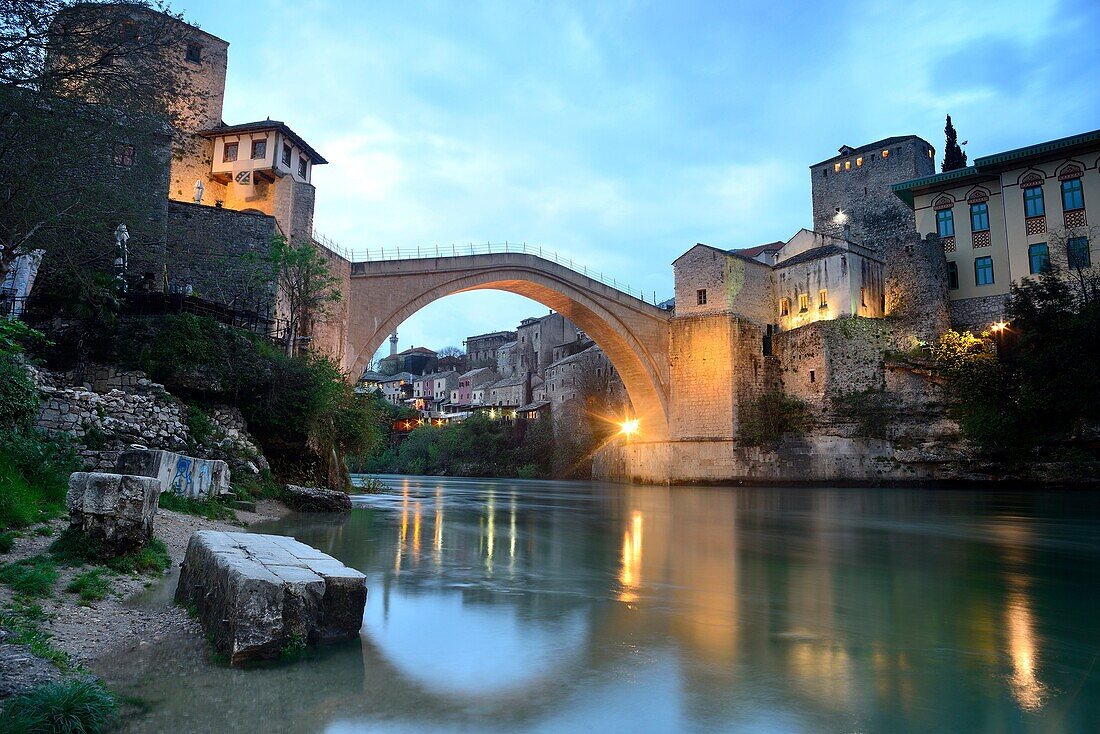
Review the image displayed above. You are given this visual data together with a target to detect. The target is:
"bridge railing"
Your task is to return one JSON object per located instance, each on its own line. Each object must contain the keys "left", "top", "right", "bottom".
{"left": 316, "top": 234, "right": 664, "bottom": 305}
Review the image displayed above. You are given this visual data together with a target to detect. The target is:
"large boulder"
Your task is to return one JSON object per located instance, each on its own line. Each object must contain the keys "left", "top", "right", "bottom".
{"left": 283, "top": 485, "right": 352, "bottom": 513}
{"left": 174, "top": 531, "right": 366, "bottom": 664}
{"left": 115, "top": 449, "right": 230, "bottom": 498}
{"left": 66, "top": 472, "right": 161, "bottom": 555}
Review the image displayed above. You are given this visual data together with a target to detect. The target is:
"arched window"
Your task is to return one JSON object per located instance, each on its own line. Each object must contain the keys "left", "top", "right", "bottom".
{"left": 1023, "top": 183, "right": 1045, "bottom": 218}
{"left": 1062, "top": 178, "right": 1084, "bottom": 211}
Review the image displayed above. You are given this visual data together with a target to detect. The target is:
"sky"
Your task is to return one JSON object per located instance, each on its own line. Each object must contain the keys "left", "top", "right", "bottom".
{"left": 175, "top": 0, "right": 1100, "bottom": 360}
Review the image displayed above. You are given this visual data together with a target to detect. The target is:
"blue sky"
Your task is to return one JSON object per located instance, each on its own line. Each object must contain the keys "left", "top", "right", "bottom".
{"left": 176, "top": 0, "right": 1100, "bottom": 359}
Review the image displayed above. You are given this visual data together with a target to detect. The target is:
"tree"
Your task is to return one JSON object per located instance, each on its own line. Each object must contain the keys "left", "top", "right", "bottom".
{"left": 942, "top": 114, "right": 968, "bottom": 172}
{"left": 0, "top": 1, "right": 204, "bottom": 290}
{"left": 268, "top": 235, "right": 341, "bottom": 357}
{"left": 437, "top": 345, "right": 464, "bottom": 358}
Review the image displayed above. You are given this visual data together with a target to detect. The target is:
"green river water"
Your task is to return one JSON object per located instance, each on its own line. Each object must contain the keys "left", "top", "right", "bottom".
{"left": 97, "top": 476, "right": 1100, "bottom": 733}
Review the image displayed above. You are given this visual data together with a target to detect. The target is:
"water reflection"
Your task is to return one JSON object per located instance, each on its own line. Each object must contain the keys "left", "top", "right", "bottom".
{"left": 96, "top": 479, "right": 1100, "bottom": 733}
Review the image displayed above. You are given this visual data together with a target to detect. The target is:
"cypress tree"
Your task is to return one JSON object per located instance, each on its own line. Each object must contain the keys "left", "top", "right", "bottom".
{"left": 943, "top": 114, "right": 968, "bottom": 172}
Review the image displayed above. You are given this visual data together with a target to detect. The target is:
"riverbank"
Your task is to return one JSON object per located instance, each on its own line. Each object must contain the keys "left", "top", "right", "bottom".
{"left": 0, "top": 499, "right": 288, "bottom": 697}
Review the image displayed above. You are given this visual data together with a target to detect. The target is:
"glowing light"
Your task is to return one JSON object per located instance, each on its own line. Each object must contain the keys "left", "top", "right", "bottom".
{"left": 619, "top": 418, "right": 640, "bottom": 437}
{"left": 991, "top": 320, "right": 1009, "bottom": 332}
{"left": 618, "top": 510, "right": 643, "bottom": 602}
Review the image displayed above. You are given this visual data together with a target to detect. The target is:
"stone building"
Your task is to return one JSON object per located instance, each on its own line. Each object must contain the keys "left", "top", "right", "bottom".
{"left": 516, "top": 313, "right": 579, "bottom": 375}
{"left": 45, "top": 5, "right": 351, "bottom": 362}
{"left": 379, "top": 346, "right": 437, "bottom": 376}
{"left": 486, "top": 375, "right": 528, "bottom": 409}
{"left": 380, "top": 372, "right": 415, "bottom": 407}
{"left": 452, "top": 367, "right": 500, "bottom": 407}
{"left": 892, "top": 128, "right": 1100, "bottom": 329}
{"left": 464, "top": 331, "right": 515, "bottom": 368}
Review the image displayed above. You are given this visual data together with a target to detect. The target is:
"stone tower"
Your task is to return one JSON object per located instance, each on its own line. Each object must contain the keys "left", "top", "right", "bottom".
{"left": 810, "top": 136, "right": 935, "bottom": 252}
{"left": 810, "top": 136, "right": 948, "bottom": 342}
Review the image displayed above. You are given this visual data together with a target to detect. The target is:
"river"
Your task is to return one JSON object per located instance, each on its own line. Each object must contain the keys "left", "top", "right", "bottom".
{"left": 98, "top": 476, "right": 1100, "bottom": 733}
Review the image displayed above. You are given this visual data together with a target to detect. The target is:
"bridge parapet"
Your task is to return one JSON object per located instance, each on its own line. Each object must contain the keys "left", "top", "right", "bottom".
{"left": 343, "top": 241, "right": 662, "bottom": 306}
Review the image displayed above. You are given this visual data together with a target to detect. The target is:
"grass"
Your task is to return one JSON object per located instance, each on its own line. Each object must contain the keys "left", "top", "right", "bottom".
{"left": 0, "top": 600, "right": 71, "bottom": 672}
{"left": 0, "top": 530, "right": 15, "bottom": 553}
{"left": 231, "top": 469, "right": 284, "bottom": 501}
{"left": 0, "top": 555, "right": 59, "bottom": 597}
{"left": 65, "top": 569, "right": 111, "bottom": 604}
{"left": 157, "top": 491, "right": 237, "bottom": 521}
{"left": 0, "top": 432, "right": 77, "bottom": 531}
{"left": 0, "top": 678, "right": 117, "bottom": 734}
{"left": 279, "top": 634, "right": 307, "bottom": 661}
{"left": 49, "top": 529, "right": 170, "bottom": 576}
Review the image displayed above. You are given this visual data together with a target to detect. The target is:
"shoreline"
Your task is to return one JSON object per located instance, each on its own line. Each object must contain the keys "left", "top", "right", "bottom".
{"left": 0, "top": 499, "right": 289, "bottom": 696}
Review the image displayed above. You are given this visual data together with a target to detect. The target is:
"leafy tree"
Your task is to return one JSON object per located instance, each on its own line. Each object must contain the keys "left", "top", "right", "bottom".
{"left": 942, "top": 114, "right": 968, "bottom": 172}
{"left": 268, "top": 235, "right": 342, "bottom": 357}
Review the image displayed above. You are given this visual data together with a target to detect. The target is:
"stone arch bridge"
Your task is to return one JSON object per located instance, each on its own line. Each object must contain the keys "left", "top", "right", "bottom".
{"left": 341, "top": 248, "right": 672, "bottom": 439}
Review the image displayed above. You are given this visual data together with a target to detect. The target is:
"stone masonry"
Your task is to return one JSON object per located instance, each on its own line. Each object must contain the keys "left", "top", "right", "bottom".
{"left": 175, "top": 531, "right": 367, "bottom": 664}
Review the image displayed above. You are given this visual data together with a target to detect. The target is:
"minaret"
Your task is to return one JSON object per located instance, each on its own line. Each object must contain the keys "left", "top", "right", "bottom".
{"left": 389, "top": 332, "right": 399, "bottom": 357}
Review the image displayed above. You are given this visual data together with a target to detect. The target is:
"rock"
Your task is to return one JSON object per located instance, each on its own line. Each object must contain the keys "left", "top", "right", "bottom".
{"left": 67, "top": 472, "right": 161, "bottom": 555}
{"left": 174, "top": 531, "right": 366, "bottom": 665}
{"left": 284, "top": 485, "right": 353, "bottom": 513}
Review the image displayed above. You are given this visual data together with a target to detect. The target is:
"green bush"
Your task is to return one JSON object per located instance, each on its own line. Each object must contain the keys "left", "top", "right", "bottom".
{"left": 232, "top": 469, "right": 283, "bottom": 500}
{"left": 0, "top": 678, "right": 117, "bottom": 734}
{"left": 0, "top": 431, "right": 78, "bottom": 530}
{"left": 0, "top": 352, "right": 39, "bottom": 432}
{"left": 184, "top": 404, "right": 217, "bottom": 451}
{"left": 0, "top": 531, "right": 15, "bottom": 553}
{"left": 66, "top": 569, "right": 111, "bottom": 604}
{"left": 0, "top": 555, "right": 59, "bottom": 597}
{"left": 738, "top": 391, "right": 812, "bottom": 446}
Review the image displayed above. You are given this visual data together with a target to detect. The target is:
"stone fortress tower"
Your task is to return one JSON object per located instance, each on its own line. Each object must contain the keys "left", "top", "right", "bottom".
{"left": 810, "top": 137, "right": 950, "bottom": 343}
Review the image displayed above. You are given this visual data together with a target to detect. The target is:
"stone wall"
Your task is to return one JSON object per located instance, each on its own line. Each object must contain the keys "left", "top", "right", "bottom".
{"left": 949, "top": 293, "right": 1010, "bottom": 332}
{"left": 30, "top": 364, "right": 266, "bottom": 475}
{"left": 669, "top": 313, "right": 765, "bottom": 440}
{"left": 165, "top": 200, "right": 278, "bottom": 312}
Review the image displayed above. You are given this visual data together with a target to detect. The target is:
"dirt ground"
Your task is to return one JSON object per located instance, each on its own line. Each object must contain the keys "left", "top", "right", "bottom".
{"left": 0, "top": 500, "right": 289, "bottom": 691}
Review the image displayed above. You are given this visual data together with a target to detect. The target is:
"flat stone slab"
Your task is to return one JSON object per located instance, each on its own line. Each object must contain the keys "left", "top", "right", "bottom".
{"left": 174, "top": 531, "right": 366, "bottom": 665}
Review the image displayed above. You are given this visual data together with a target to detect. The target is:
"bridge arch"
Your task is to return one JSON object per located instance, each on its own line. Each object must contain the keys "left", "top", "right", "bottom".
{"left": 345, "top": 253, "right": 671, "bottom": 439}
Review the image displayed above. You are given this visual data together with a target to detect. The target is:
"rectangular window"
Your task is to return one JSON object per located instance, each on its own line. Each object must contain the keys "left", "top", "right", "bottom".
{"left": 250, "top": 138, "right": 267, "bottom": 160}
{"left": 1068, "top": 237, "right": 1091, "bottom": 269}
{"left": 844, "top": 160, "right": 851, "bottom": 171}
{"left": 798, "top": 293, "right": 809, "bottom": 312}
{"left": 974, "top": 256, "right": 994, "bottom": 286}
{"left": 112, "top": 143, "right": 134, "bottom": 167}
{"left": 1024, "top": 186, "right": 1045, "bottom": 217}
{"left": 947, "top": 261, "right": 959, "bottom": 290}
{"left": 936, "top": 208, "right": 954, "bottom": 238}
{"left": 809, "top": 369, "right": 816, "bottom": 383}
{"left": 282, "top": 142, "right": 292, "bottom": 166}
{"left": 696, "top": 289, "right": 707, "bottom": 306}
{"left": 855, "top": 156, "right": 863, "bottom": 167}
{"left": 882, "top": 149, "right": 890, "bottom": 159}
{"left": 818, "top": 289, "right": 828, "bottom": 309}
{"left": 298, "top": 156, "right": 308, "bottom": 178}
{"left": 970, "top": 202, "right": 989, "bottom": 232}
{"left": 223, "top": 141, "right": 238, "bottom": 162}
{"left": 1028, "top": 243, "right": 1049, "bottom": 275}
{"left": 780, "top": 298, "right": 790, "bottom": 317}
{"left": 1062, "top": 178, "right": 1084, "bottom": 211}
{"left": 834, "top": 163, "right": 840, "bottom": 173}
{"left": 186, "top": 43, "right": 202, "bottom": 63}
